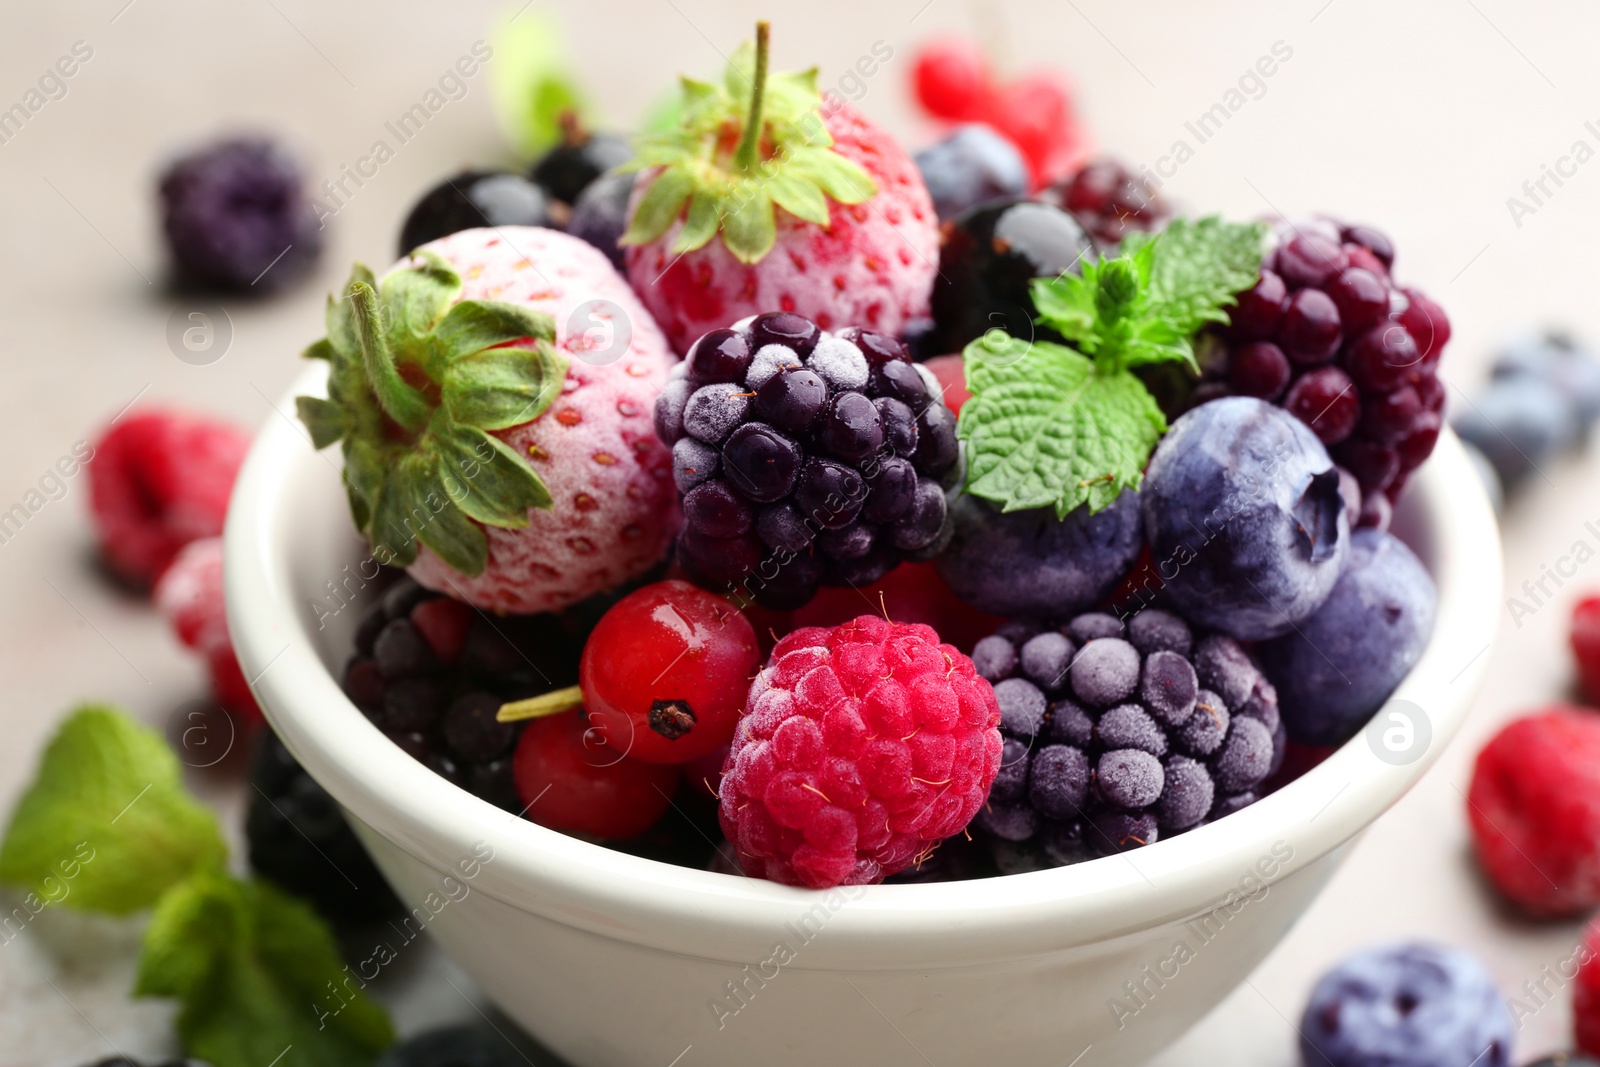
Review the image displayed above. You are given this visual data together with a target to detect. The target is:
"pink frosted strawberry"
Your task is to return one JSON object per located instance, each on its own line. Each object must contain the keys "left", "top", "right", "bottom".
{"left": 297, "top": 226, "right": 679, "bottom": 615}
{"left": 621, "top": 22, "right": 939, "bottom": 354}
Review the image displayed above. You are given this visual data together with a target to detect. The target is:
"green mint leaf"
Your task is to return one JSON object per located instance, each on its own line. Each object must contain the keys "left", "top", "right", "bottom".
{"left": 488, "top": 10, "right": 589, "bottom": 158}
{"left": 295, "top": 397, "right": 344, "bottom": 450}
{"left": 440, "top": 342, "right": 566, "bottom": 432}
{"left": 0, "top": 706, "right": 226, "bottom": 915}
{"left": 136, "top": 872, "right": 394, "bottom": 1067}
{"left": 433, "top": 299, "right": 556, "bottom": 364}
{"left": 1123, "top": 216, "right": 1268, "bottom": 338}
{"left": 958, "top": 335, "right": 1167, "bottom": 517}
{"left": 434, "top": 420, "right": 552, "bottom": 526}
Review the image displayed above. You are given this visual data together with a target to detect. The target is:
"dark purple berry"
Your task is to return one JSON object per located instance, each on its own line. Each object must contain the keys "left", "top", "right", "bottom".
{"left": 861, "top": 456, "right": 918, "bottom": 523}
{"left": 1273, "top": 233, "right": 1347, "bottom": 290}
{"left": 1227, "top": 342, "right": 1291, "bottom": 399}
{"left": 874, "top": 397, "right": 919, "bottom": 457}
{"left": 889, "top": 478, "right": 947, "bottom": 551}
{"left": 817, "top": 523, "right": 875, "bottom": 561}
{"left": 749, "top": 311, "right": 819, "bottom": 356}
{"left": 1278, "top": 288, "right": 1342, "bottom": 364}
{"left": 398, "top": 171, "right": 550, "bottom": 257}
{"left": 442, "top": 691, "right": 517, "bottom": 762}
{"left": 753, "top": 367, "right": 828, "bottom": 431}
{"left": 683, "top": 479, "right": 753, "bottom": 538}
{"left": 1284, "top": 366, "right": 1359, "bottom": 444}
{"left": 721, "top": 423, "right": 801, "bottom": 503}
{"left": 819, "top": 392, "right": 885, "bottom": 465}
{"left": 530, "top": 129, "right": 631, "bottom": 204}
{"left": 1227, "top": 269, "right": 1287, "bottom": 341}
{"left": 755, "top": 503, "right": 813, "bottom": 553}
{"left": 794, "top": 458, "right": 865, "bottom": 529}
{"left": 914, "top": 403, "right": 959, "bottom": 475}
{"left": 872, "top": 359, "right": 930, "bottom": 406}
{"left": 687, "top": 329, "right": 752, "bottom": 384}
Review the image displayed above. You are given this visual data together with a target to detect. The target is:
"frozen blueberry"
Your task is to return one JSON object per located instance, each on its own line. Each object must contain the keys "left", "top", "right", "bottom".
{"left": 1174, "top": 690, "right": 1230, "bottom": 758}
{"left": 1096, "top": 704, "right": 1168, "bottom": 757}
{"left": 938, "top": 492, "right": 1143, "bottom": 618}
{"left": 1157, "top": 756, "right": 1214, "bottom": 831}
{"left": 1453, "top": 374, "right": 1578, "bottom": 487}
{"left": 1070, "top": 638, "right": 1141, "bottom": 706}
{"left": 1046, "top": 699, "right": 1095, "bottom": 748}
{"left": 1212, "top": 716, "right": 1274, "bottom": 794}
{"left": 1126, "top": 608, "right": 1193, "bottom": 657}
{"left": 989, "top": 737, "right": 1032, "bottom": 804}
{"left": 1194, "top": 635, "right": 1261, "bottom": 711}
{"left": 1299, "top": 942, "right": 1513, "bottom": 1067}
{"left": 1261, "top": 529, "right": 1437, "bottom": 747}
{"left": 1141, "top": 650, "right": 1199, "bottom": 726}
{"left": 914, "top": 122, "right": 1030, "bottom": 221}
{"left": 1068, "top": 613, "right": 1126, "bottom": 643}
{"left": 1142, "top": 397, "right": 1349, "bottom": 640}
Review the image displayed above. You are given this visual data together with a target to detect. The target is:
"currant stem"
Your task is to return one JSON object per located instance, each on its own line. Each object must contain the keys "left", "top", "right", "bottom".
{"left": 497, "top": 684, "right": 585, "bottom": 723}
{"left": 732, "top": 20, "right": 771, "bottom": 173}
{"left": 347, "top": 281, "right": 430, "bottom": 433}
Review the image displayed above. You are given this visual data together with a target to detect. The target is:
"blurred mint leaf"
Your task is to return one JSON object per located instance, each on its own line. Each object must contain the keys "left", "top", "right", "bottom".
{"left": 136, "top": 872, "right": 395, "bottom": 1067}
{"left": 488, "top": 9, "right": 590, "bottom": 158}
{"left": 0, "top": 705, "right": 227, "bottom": 914}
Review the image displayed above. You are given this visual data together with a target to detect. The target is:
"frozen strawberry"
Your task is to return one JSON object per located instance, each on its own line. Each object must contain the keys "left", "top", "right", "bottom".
{"left": 621, "top": 23, "right": 938, "bottom": 354}
{"left": 87, "top": 409, "right": 250, "bottom": 586}
{"left": 297, "top": 226, "right": 679, "bottom": 615}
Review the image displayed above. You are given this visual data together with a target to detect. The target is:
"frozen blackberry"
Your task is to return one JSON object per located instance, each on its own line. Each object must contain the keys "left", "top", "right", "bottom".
{"left": 1190, "top": 217, "right": 1451, "bottom": 516}
{"left": 340, "top": 572, "right": 581, "bottom": 812}
{"left": 969, "top": 608, "right": 1285, "bottom": 867}
{"left": 655, "top": 313, "right": 960, "bottom": 610}
{"left": 246, "top": 731, "right": 402, "bottom": 924}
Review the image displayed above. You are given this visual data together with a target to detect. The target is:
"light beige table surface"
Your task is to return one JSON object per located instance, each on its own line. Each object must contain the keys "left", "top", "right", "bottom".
{"left": 2, "top": 0, "right": 1598, "bottom": 1063}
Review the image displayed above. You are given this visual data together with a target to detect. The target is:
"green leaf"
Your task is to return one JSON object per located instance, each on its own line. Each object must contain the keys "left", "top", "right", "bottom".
{"left": 433, "top": 300, "right": 555, "bottom": 364}
{"left": 622, "top": 167, "right": 695, "bottom": 246}
{"left": 487, "top": 10, "right": 589, "bottom": 158}
{"left": 958, "top": 337, "right": 1167, "bottom": 517}
{"left": 721, "top": 191, "right": 778, "bottom": 264}
{"left": 296, "top": 396, "right": 344, "bottom": 450}
{"left": 440, "top": 342, "right": 567, "bottom": 431}
{"left": 434, "top": 420, "right": 552, "bottom": 526}
{"left": 0, "top": 706, "right": 226, "bottom": 915}
{"left": 381, "top": 249, "right": 460, "bottom": 368}
{"left": 1125, "top": 216, "right": 1267, "bottom": 337}
{"left": 402, "top": 455, "right": 487, "bottom": 576}
{"left": 136, "top": 872, "right": 394, "bottom": 1067}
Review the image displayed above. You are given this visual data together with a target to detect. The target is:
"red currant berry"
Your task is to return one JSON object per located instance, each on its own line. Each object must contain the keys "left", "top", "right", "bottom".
{"left": 581, "top": 580, "right": 761, "bottom": 764}
{"left": 1399, "top": 287, "right": 1451, "bottom": 366}
{"left": 511, "top": 711, "right": 678, "bottom": 839}
{"left": 912, "top": 38, "right": 991, "bottom": 121}
{"left": 1346, "top": 324, "right": 1421, "bottom": 392}
{"left": 1327, "top": 267, "right": 1390, "bottom": 333}
{"left": 1278, "top": 289, "right": 1343, "bottom": 364}
{"left": 1227, "top": 342, "right": 1292, "bottom": 400}
{"left": 1272, "top": 234, "right": 1348, "bottom": 290}
{"left": 1227, "top": 269, "right": 1287, "bottom": 341}
{"left": 1284, "top": 366, "right": 1359, "bottom": 444}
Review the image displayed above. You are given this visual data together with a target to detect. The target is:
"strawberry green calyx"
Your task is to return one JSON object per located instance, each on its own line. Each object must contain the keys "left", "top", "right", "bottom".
{"left": 619, "top": 21, "right": 878, "bottom": 264}
{"left": 296, "top": 251, "right": 568, "bottom": 577}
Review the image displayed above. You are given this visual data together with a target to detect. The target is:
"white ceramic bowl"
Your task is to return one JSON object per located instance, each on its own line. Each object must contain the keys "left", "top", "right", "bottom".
{"left": 226, "top": 362, "right": 1501, "bottom": 1067}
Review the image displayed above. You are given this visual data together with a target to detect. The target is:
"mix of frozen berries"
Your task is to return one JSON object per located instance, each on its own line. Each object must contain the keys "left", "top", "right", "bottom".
{"left": 970, "top": 609, "right": 1283, "bottom": 868}
{"left": 246, "top": 731, "right": 401, "bottom": 923}
{"left": 1192, "top": 219, "right": 1450, "bottom": 523}
{"left": 1466, "top": 707, "right": 1600, "bottom": 917}
{"left": 341, "top": 573, "right": 581, "bottom": 812}
{"left": 159, "top": 136, "right": 322, "bottom": 291}
{"left": 1299, "top": 942, "right": 1514, "bottom": 1067}
{"left": 718, "top": 616, "right": 1002, "bottom": 887}
{"left": 654, "top": 313, "right": 960, "bottom": 610}
{"left": 1039, "top": 158, "right": 1169, "bottom": 248}
{"left": 87, "top": 408, "right": 251, "bottom": 587}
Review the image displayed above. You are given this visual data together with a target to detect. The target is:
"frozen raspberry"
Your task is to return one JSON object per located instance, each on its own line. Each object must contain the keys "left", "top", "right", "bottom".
{"left": 1577, "top": 918, "right": 1600, "bottom": 1057}
{"left": 1572, "top": 596, "right": 1600, "bottom": 704}
{"left": 153, "top": 537, "right": 259, "bottom": 718}
{"left": 1467, "top": 708, "right": 1600, "bottom": 916}
{"left": 159, "top": 136, "right": 323, "bottom": 291}
{"left": 717, "top": 615, "right": 1003, "bottom": 887}
{"left": 87, "top": 409, "right": 251, "bottom": 587}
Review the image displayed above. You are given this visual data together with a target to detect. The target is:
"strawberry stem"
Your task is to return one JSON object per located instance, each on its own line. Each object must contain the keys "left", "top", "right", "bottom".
{"left": 497, "top": 685, "right": 584, "bottom": 723}
{"left": 731, "top": 20, "right": 770, "bottom": 173}
{"left": 347, "top": 281, "right": 429, "bottom": 433}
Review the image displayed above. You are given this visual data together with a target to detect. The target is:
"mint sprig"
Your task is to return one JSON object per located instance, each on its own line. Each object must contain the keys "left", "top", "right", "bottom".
{"left": 0, "top": 707, "right": 395, "bottom": 1067}
{"left": 619, "top": 22, "right": 877, "bottom": 264}
{"left": 298, "top": 252, "right": 568, "bottom": 577}
{"left": 0, "top": 705, "right": 226, "bottom": 913}
{"left": 958, "top": 216, "right": 1267, "bottom": 518}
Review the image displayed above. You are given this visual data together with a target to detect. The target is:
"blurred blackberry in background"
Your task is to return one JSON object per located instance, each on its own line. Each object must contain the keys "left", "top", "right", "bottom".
{"left": 654, "top": 312, "right": 961, "bottom": 610}
{"left": 247, "top": 731, "right": 402, "bottom": 924}
{"left": 1039, "top": 158, "right": 1169, "bottom": 249}
{"left": 969, "top": 608, "right": 1284, "bottom": 869}
{"left": 528, "top": 114, "right": 632, "bottom": 206}
{"left": 398, "top": 170, "right": 552, "bottom": 255}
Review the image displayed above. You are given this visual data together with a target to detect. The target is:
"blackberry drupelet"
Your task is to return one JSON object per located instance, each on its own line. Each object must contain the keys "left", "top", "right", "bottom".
{"left": 969, "top": 608, "right": 1285, "bottom": 868}
{"left": 1039, "top": 157, "right": 1169, "bottom": 249}
{"left": 340, "top": 573, "right": 581, "bottom": 812}
{"left": 654, "top": 312, "right": 961, "bottom": 610}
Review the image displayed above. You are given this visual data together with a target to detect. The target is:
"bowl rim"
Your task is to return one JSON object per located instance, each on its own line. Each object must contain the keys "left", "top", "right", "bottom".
{"left": 225, "top": 361, "right": 1502, "bottom": 970}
